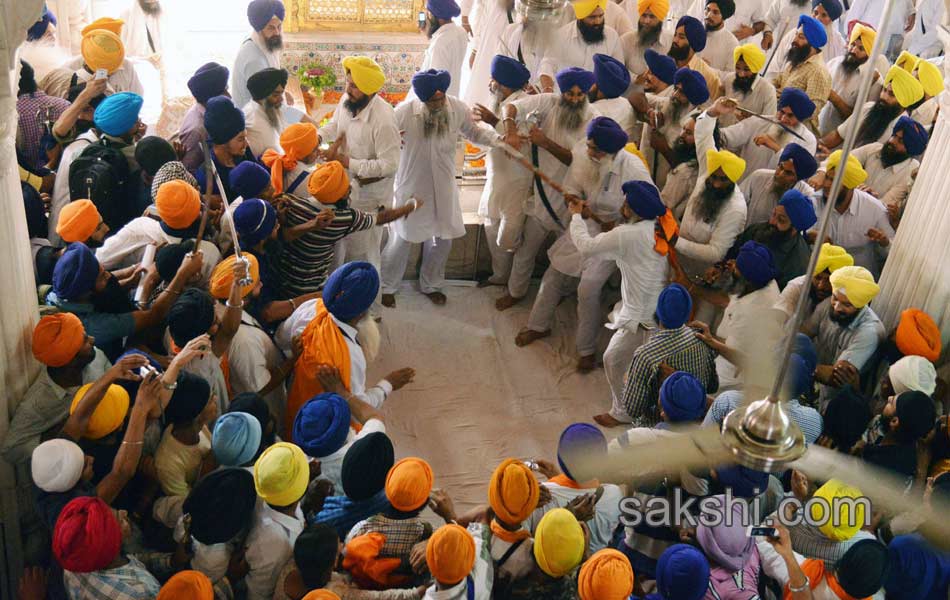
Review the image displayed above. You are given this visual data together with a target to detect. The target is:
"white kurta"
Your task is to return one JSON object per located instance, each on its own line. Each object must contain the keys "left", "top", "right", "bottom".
{"left": 224, "top": 309, "right": 288, "bottom": 428}
{"left": 718, "top": 74, "right": 778, "bottom": 127}
{"left": 413, "top": 22, "right": 469, "bottom": 99}
{"left": 462, "top": 0, "right": 514, "bottom": 107}
{"left": 702, "top": 27, "right": 741, "bottom": 73}
{"left": 317, "top": 94, "right": 401, "bottom": 210}
{"left": 539, "top": 21, "right": 624, "bottom": 85}
{"left": 846, "top": 142, "right": 919, "bottom": 200}
{"left": 478, "top": 90, "right": 534, "bottom": 226}
{"left": 46, "top": 0, "right": 90, "bottom": 55}
{"left": 592, "top": 96, "right": 637, "bottom": 136}
{"left": 243, "top": 100, "right": 285, "bottom": 158}
{"left": 231, "top": 33, "right": 280, "bottom": 113}
{"left": 499, "top": 22, "right": 546, "bottom": 88}
{"left": 509, "top": 93, "right": 601, "bottom": 231}
{"left": 549, "top": 143, "right": 652, "bottom": 277}
{"left": 715, "top": 282, "right": 782, "bottom": 390}
{"left": 391, "top": 96, "right": 497, "bottom": 243}
{"left": 620, "top": 27, "right": 673, "bottom": 78}
{"left": 62, "top": 56, "right": 145, "bottom": 96}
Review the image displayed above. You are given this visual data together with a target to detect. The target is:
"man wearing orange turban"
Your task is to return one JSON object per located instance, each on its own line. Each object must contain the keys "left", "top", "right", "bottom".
{"left": 261, "top": 122, "right": 320, "bottom": 195}
{"left": 895, "top": 308, "right": 942, "bottom": 362}
{"left": 318, "top": 55, "right": 400, "bottom": 314}
{"left": 622, "top": 1, "right": 672, "bottom": 78}
{"left": 424, "top": 523, "right": 493, "bottom": 597}
{"left": 578, "top": 548, "right": 635, "bottom": 600}
{"left": 56, "top": 200, "right": 110, "bottom": 247}
{"left": 60, "top": 23, "right": 144, "bottom": 96}
{"left": 157, "top": 570, "right": 214, "bottom": 600}
{"left": 488, "top": 459, "right": 540, "bottom": 581}
{"left": 0, "top": 314, "right": 105, "bottom": 465}
{"left": 277, "top": 161, "right": 419, "bottom": 296}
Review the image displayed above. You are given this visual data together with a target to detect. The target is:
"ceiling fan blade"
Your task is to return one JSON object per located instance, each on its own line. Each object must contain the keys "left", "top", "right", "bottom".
{"left": 573, "top": 425, "right": 736, "bottom": 487}
{"left": 793, "top": 444, "right": 950, "bottom": 550}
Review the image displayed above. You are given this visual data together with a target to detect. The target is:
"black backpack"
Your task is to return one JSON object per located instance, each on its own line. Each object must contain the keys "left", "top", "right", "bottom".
{"left": 68, "top": 139, "right": 134, "bottom": 232}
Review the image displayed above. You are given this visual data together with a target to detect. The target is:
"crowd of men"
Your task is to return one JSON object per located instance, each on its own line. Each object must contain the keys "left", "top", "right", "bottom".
{"left": 9, "top": 0, "right": 950, "bottom": 598}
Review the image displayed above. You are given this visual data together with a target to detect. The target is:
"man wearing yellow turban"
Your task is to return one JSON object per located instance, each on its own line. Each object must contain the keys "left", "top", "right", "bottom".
{"left": 804, "top": 264, "right": 885, "bottom": 408}
{"left": 536, "top": 0, "right": 627, "bottom": 94}
{"left": 906, "top": 55, "right": 943, "bottom": 128}
{"left": 775, "top": 243, "right": 853, "bottom": 319}
{"left": 814, "top": 150, "right": 893, "bottom": 277}
{"left": 821, "top": 65, "right": 923, "bottom": 152}
{"left": 726, "top": 46, "right": 772, "bottom": 129}
{"left": 315, "top": 56, "right": 400, "bottom": 312}
{"left": 667, "top": 104, "right": 750, "bottom": 279}
{"left": 619, "top": 0, "right": 671, "bottom": 77}
{"left": 817, "top": 24, "right": 884, "bottom": 134}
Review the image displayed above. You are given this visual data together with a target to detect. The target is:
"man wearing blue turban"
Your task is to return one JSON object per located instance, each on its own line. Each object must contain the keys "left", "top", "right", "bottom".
{"left": 740, "top": 141, "right": 818, "bottom": 227}
{"left": 772, "top": 14, "right": 833, "bottom": 134}
{"left": 537, "top": 0, "right": 626, "bottom": 94}
{"left": 494, "top": 67, "right": 600, "bottom": 313}
{"left": 472, "top": 55, "right": 535, "bottom": 289}
{"left": 717, "top": 88, "right": 818, "bottom": 182}
{"left": 724, "top": 188, "right": 815, "bottom": 289}
{"left": 589, "top": 54, "right": 636, "bottom": 136}
{"left": 381, "top": 69, "right": 499, "bottom": 307}
{"left": 564, "top": 177, "right": 672, "bottom": 409}
{"left": 516, "top": 116, "right": 654, "bottom": 374}
{"left": 180, "top": 62, "right": 230, "bottom": 171}
{"left": 668, "top": 15, "right": 721, "bottom": 100}
{"left": 410, "top": 0, "right": 468, "bottom": 100}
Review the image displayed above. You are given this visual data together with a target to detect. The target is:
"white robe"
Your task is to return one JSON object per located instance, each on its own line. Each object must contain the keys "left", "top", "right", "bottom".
{"left": 411, "top": 22, "right": 469, "bottom": 100}
{"left": 243, "top": 100, "right": 285, "bottom": 159}
{"left": 46, "top": 0, "right": 91, "bottom": 55}
{"left": 390, "top": 96, "right": 497, "bottom": 243}
{"left": 462, "top": 0, "right": 515, "bottom": 108}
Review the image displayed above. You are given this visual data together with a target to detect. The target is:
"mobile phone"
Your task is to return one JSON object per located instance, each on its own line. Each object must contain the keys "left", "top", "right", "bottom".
{"left": 95, "top": 68, "right": 108, "bottom": 80}
{"left": 138, "top": 364, "right": 159, "bottom": 378}
{"left": 417, "top": 11, "right": 426, "bottom": 27}
{"left": 523, "top": 460, "right": 539, "bottom": 471}
{"left": 592, "top": 485, "right": 605, "bottom": 503}
{"left": 748, "top": 526, "right": 777, "bottom": 538}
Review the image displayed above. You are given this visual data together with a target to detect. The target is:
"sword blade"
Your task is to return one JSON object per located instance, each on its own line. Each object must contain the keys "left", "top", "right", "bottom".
{"left": 735, "top": 106, "right": 806, "bottom": 141}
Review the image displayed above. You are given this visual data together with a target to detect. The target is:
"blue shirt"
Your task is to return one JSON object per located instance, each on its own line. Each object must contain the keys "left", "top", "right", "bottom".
{"left": 311, "top": 490, "right": 391, "bottom": 540}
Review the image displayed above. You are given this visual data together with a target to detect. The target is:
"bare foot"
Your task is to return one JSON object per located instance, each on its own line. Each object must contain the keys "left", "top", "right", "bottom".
{"left": 496, "top": 294, "right": 522, "bottom": 311}
{"left": 515, "top": 328, "right": 550, "bottom": 347}
{"left": 381, "top": 294, "right": 396, "bottom": 308}
{"left": 577, "top": 355, "right": 596, "bottom": 373}
{"left": 424, "top": 291, "right": 447, "bottom": 305}
{"left": 593, "top": 413, "right": 627, "bottom": 427}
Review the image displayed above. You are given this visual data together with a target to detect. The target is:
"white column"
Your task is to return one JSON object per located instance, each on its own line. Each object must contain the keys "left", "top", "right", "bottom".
{"left": 875, "top": 86, "right": 950, "bottom": 357}
{"left": 0, "top": 0, "right": 49, "bottom": 595}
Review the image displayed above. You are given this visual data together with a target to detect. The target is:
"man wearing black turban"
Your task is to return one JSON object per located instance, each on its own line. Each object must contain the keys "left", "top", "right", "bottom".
{"left": 244, "top": 67, "right": 289, "bottom": 157}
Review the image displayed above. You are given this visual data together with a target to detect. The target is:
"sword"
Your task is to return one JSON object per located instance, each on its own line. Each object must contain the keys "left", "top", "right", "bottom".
{"left": 200, "top": 141, "right": 253, "bottom": 287}
{"left": 733, "top": 104, "right": 807, "bottom": 141}
{"left": 761, "top": 16, "right": 791, "bottom": 75}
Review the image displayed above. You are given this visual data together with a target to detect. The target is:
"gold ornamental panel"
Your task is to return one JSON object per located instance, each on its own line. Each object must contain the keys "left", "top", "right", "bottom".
{"left": 286, "top": 0, "right": 425, "bottom": 32}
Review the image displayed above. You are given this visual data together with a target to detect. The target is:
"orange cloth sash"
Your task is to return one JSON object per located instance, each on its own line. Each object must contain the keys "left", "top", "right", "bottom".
{"left": 285, "top": 300, "right": 351, "bottom": 438}
{"left": 654, "top": 209, "right": 679, "bottom": 257}
{"left": 549, "top": 475, "right": 584, "bottom": 489}
{"left": 342, "top": 533, "right": 411, "bottom": 590}
{"left": 491, "top": 519, "right": 532, "bottom": 543}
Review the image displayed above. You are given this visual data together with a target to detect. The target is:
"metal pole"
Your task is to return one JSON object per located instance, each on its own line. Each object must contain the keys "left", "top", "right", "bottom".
{"left": 767, "top": 0, "right": 898, "bottom": 402}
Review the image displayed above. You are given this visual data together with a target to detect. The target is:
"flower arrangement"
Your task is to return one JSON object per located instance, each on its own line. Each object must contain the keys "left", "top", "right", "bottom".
{"left": 296, "top": 61, "right": 337, "bottom": 92}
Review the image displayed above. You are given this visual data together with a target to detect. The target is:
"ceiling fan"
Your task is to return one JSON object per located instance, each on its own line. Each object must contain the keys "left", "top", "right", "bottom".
{"left": 567, "top": 0, "right": 950, "bottom": 550}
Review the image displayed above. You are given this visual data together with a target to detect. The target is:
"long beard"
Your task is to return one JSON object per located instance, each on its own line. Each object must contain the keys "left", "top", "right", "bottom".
{"left": 732, "top": 74, "right": 755, "bottom": 94}
{"left": 356, "top": 315, "right": 381, "bottom": 364}
{"left": 880, "top": 141, "right": 907, "bottom": 166}
{"left": 264, "top": 34, "right": 283, "bottom": 51}
{"left": 577, "top": 19, "right": 605, "bottom": 44}
{"left": 93, "top": 275, "right": 136, "bottom": 314}
{"left": 856, "top": 100, "right": 902, "bottom": 147}
{"left": 557, "top": 97, "right": 586, "bottom": 131}
{"left": 771, "top": 176, "right": 792, "bottom": 194}
{"left": 264, "top": 103, "right": 282, "bottom": 129}
{"left": 427, "top": 16, "right": 441, "bottom": 39}
{"left": 670, "top": 97, "right": 685, "bottom": 123}
{"left": 637, "top": 22, "right": 661, "bottom": 47}
{"left": 672, "top": 138, "right": 697, "bottom": 165}
{"left": 138, "top": 0, "right": 162, "bottom": 15}
{"left": 841, "top": 53, "right": 865, "bottom": 74}
{"left": 423, "top": 106, "right": 451, "bottom": 138}
{"left": 668, "top": 43, "right": 691, "bottom": 62}
{"left": 787, "top": 43, "right": 812, "bottom": 69}
{"left": 344, "top": 93, "right": 371, "bottom": 117}
{"left": 829, "top": 309, "right": 859, "bottom": 327}
{"left": 694, "top": 179, "right": 734, "bottom": 223}
{"left": 766, "top": 222, "right": 793, "bottom": 242}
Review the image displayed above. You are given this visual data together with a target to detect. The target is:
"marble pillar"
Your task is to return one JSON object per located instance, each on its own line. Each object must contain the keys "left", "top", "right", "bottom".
{"left": 0, "top": 0, "right": 49, "bottom": 595}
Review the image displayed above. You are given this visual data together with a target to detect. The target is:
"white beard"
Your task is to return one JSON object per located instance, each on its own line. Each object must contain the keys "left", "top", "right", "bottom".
{"left": 355, "top": 315, "right": 381, "bottom": 364}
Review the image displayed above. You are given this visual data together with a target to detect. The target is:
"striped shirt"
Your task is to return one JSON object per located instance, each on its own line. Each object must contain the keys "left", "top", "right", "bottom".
{"left": 704, "top": 390, "right": 824, "bottom": 445}
{"left": 621, "top": 326, "right": 719, "bottom": 426}
{"left": 312, "top": 490, "right": 391, "bottom": 541}
{"left": 64, "top": 555, "right": 164, "bottom": 600}
{"left": 278, "top": 197, "right": 376, "bottom": 296}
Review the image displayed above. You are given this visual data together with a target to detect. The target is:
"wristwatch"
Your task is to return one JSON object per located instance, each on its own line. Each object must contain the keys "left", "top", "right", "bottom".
{"left": 162, "top": 379, "right": 178, "bottom": 391}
